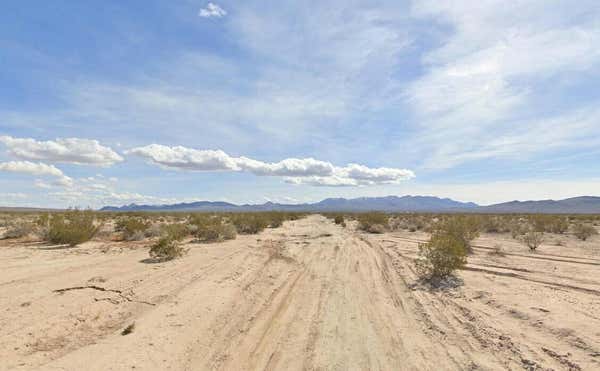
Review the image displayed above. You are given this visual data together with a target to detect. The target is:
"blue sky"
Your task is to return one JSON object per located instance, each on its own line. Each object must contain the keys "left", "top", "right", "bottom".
{"left": 1, "top": 0, "right": 600, "bottom": 208}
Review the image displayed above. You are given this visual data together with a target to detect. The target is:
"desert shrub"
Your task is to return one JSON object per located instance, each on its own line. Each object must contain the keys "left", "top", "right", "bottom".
{"left": 267, "top": 213, "right": 284, "bottom": 228}
{"left": 190, "top": 215, "right": 237, "bottom": 242}
{"left": 480, "top": 215, "right": 504, "bottom": 233}
{"left": 3, "top": 221, "right": 36, "bottom": 239}
{"left": 509, "top": 219, "right": 526, "bottom": 239}
{"left": 415, "top": 232, "right": 468, "bottom": 280}
{"left": 334, "top": 214, "right": 345, "bottom": 225}
{"left": 149, "top": 236, "right": 186, "bottom": 261}
{"left": 36, "top": 213, "right": 50, "bottom": 228}
{"left": 230, "top": 214, "right": 268, "bottom": 235}
{"left": 549, "top": 217, "right": 569, "bottom": 234}
{"left": 528, "top": 215, "right": 568, "bottom": 234}
{"left": 47, "top": 210, "right": 98, "bottom": 246}
{"left": 357, "top": 212, "right": 389, "bottom": 233}
{"left": 220, "top": 223, "right": 237, "bottom": 240}
{"left": 144, "top": 223, "right": 163, "bottom": 238}
{"left": 115, "top": 217, "right": 150, "bottom": 241}
{"left": 160, "top": 223, "right": 189, "bottom": 241}
{"left": 522, "top": 230, "right": 544, "bottom": 251}
{"left": 573, "top": 224, "right": 597, "bottom": 241}
{"left": 432, "top": 215, "right": 480, "bottom": 251}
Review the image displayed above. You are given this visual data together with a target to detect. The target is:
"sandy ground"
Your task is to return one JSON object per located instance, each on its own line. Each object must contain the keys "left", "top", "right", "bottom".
{"left": 1, "top": 215, "right": 600, "bottom": 370}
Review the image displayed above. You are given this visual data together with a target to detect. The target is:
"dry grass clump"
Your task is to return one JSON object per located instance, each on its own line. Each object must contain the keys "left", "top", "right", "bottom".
{"left": 46, "top": 210, "right": 98, "bottom": 246}
{"left": 357, "top": 212, "right": 389, "bottom": 233}
{"left": 573, "top": 223, "right": 597, "bottom": 241}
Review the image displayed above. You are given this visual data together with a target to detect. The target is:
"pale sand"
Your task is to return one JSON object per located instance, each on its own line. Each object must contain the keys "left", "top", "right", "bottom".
{"left": 1, "top": 215, "right": 600, "bottom": 370}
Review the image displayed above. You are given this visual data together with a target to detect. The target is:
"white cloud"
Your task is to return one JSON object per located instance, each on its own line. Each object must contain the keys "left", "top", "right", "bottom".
{"left": 235, "top": 157, "right": 335, "bottom": 177}
{"left": 0, "top": 161, "right": 65, "bottom": 177}
{"left": 199, "top": 2, "right": 227, "bottom": 18}
{"left": 0, "top": 160, "right": 74, "bottom": 188}
{"left": 0, "top": 136, "right": 123, "bottom": 167}
{"left": 405, "top": 0, "right": 600, "bottom": 169}
{"left": 126, "top": 144, "right": 414, "bottom": 186}
{"left": 125, "top": 145, "right": 239, "bottom": 171}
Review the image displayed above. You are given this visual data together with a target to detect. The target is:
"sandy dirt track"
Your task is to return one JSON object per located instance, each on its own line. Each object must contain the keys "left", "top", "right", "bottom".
{"left": 2, "top": 215, "right": 600, "bottom": 370}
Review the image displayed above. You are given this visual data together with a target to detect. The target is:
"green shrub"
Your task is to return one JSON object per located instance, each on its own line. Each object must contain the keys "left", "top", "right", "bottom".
{"left": 415, "top": 232, "right": 468, "bottom": 280}
{"left": 36, "top": 213, "right": 50, "bottom": 228}
{"left": 414, "top": 214, "right": 483, "bottom": 280}
{"left": 190, "top": 215, "right": 237, "bottom": 242}
{"left": 267, "top": 213, "right": 284, "bottom": 228}
{"left": 357, "top": 213, "right": 389, "bottom": 233}
{"left": 149, "top": 236, "right": 186, "bottom": 261}
{"left": 334, "top": 215, "right": 345, "bottom": 225}
{"left": 161, "top": 223, "right": 189, "bottom": 241}
{"left": 529, "top": 215, "right": 568, "bottom": 234}
{"left": 432, "top": 216, "right": 480, "bottom": 251}
{"left": 115, "top": 217, "right": 150, "bottom": 241}
{"left": 47, "top": 210, "right": 98, "bottom": 246}
{"left": 230, "top": 214, "right": 268, "bottom": 234}
{"left": 573, "top": 224, "right": 597, "bottom": 241}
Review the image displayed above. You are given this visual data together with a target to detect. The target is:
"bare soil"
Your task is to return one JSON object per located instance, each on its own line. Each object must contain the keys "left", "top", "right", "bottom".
{"left": 1, "top": 215, "right": 600, "bottom": 370}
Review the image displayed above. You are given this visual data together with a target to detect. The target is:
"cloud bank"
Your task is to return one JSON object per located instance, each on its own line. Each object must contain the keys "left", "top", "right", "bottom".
{"left": 0, "top": 136, "right": 123, "bottom": 167}
{"left": 126, "top": 144, "right": 414, "bottom": 186}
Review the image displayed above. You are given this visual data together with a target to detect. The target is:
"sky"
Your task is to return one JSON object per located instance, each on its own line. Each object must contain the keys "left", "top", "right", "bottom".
{"left": 1, "top": 0, "right": 600, "bottom": 208}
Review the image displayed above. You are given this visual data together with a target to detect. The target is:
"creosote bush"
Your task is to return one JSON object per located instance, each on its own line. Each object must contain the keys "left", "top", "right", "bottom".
{"left": 47, "top": 210, "right": 98, "bottom": 246}
{"left": 149, "top": 222, "right": 188, "bottom": 261}
{"left": 415, "top": 232, "right": 468, "bottom": 280}
{"left": 415, "top": 215, "right": 479, "bottom": 280}
{"left": 230, "top": 214, "right": 269, "bottom": 235}
{"left": 573, "top": 224, "right": 597, "bottom": 241}
{"left": 357, "top": 212, "right": 389, "bottom": 234}
{"left": 149, "top": 236, "right": 186, "bottom": 261}
{"left": 522, "top": 230, "right": 544, "bottom": 251}
{"left": 432, "top": 216, "right": 480, "bottom": 252}
{"left": 115, "top": 217, "right": 150, "bottom": 241}
{"left": 190, "top": 215, "right": 237, "bottom": 242}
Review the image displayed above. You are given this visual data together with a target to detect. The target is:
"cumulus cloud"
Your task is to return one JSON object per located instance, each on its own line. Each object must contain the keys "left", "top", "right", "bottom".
{"left": 199, "top": 2, "right": 226, "bottom": 18}
{"left": 0, "top": 160, "right": 73, "bottom": 187}
{"left": 0, "top": 136, "right": 123, "bottom": 167}
{"left": 0, "top": 161, "right": 65, "bottom": 178}
{"left": 126, "top": 144, "right": 414, "bottom": 186}
{"left": 125, "top": 145, "right": 239, "bottom": 171}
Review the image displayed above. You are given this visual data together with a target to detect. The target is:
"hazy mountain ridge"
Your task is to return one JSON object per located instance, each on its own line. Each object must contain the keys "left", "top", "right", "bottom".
{"left": 99, "top": 195, "right": 600, "bottom": 213}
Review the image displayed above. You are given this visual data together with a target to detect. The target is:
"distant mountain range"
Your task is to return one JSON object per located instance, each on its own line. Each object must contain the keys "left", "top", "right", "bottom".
{"left": 99, "top": 195, "right": 600, "bottom": 213}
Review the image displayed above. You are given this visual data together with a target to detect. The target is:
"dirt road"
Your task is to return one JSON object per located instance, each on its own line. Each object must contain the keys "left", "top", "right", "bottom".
{"left": 2, "top": 215, "right": 600, "bottom": 370}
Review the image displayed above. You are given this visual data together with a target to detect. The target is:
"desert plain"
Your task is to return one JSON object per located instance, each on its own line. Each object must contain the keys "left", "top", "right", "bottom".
{"left": 1, "top": 214, "right": 600, "bottom": 370}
